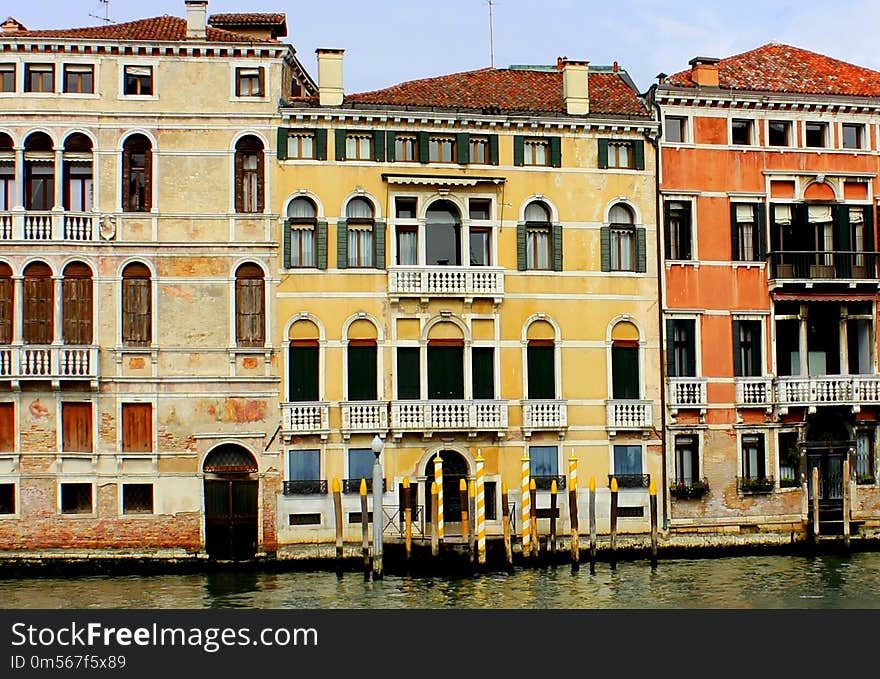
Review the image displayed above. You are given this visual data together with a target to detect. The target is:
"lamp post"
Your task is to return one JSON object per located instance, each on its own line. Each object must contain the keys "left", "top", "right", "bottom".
{"left": 371, "top": 434, "right": 385, "bottom": 579}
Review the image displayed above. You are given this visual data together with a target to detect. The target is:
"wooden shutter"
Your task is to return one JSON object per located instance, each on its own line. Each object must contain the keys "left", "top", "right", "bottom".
{"left": 0, "top": 403, "right": 13, "bottom": 451}
{"left": 396, "top": 347, "right": 420, "bottom": 399}
{"left": 23, "top": 272, "right": 53, "bottom": 345}
{"left": 732, "top": 320, "right": 743, "bottom": 377}
{"left": 516, "top": 222, "right": 527, "bottom": 270}
{"left": 636, "top": 227, "right": 647, "bottom": 273}
{"left": 633, "top": 139, "right": 645, "bottom": 170}
{"left": 0, "top": 276, "right": 12, "bottom": 345}
{"left": 315, "top": 129, "right": 328, "bottom": 160}
{"left": 385, "top": 131, "right": 396, "bottom": 162}
{"left": 417, "top": 132, "right": 430, "bottom": 163}
{"left": 427, "top": 344, "right": 464, "bottom": 399}
{"left": 289, "top": 343, "right": 319, "bottom": 401}
{"left": 513, "top": 136, "right": 524, "bottom": 166}
{"left": 663, "top": 200, "right": 673, "bottom": 260}
{"left": 62, "top": 402, "right": 92, "bottom": 452}
{"left": 730, "top": 203, "right": 741, "bottom": 261}
{"left": 488, "top": 134, "right": 499, "bottom": 165}
{"left": 665, "top": 319, "right": 676, "bottom": 377}
{"left": 276, "top": 127, "right": 289, "bottom": 160}
{"left": 122, "top": 403, "right": 152, "bottom": 452}
{"left": 142, "top": 146, "right": 152, "bottom": 212}
{"left": 549, "top": 137, "right": 562, "bottom": 168}
{"left": 753, "top": 203, "right": 766, "bottom": 260}
{"left": 347, "top": 343, "right": 377, "bottom": 401}
{"left": 597, "top": 138, "right": 609, "bottom": 169}
{"left": 600, "top": 226, "right": 611, "bottom": 272}
{"left": 456, "top": 133, "right": 470, "bottom": 164}
{"left": 769, "top": 202, "right": 781, "bottom": 253}
{"left": 316, "top": 220, "right": 328, "bottom": 270}
{"left": 551, "top": 223, "right": 563, "bottom": 271}
{"left": 373, "top": 220, "right": 386, "bottom": 269}
{"left": 257, "top": 67, "right": 265, "bottom": 97}
{"left": 62, "top": 275, "right": 92, "bottom": 345}
{"left": 283, "top": 219, "right": 292, "bottom": 268}
{"left": 121, "top": 145, "right": 131, "bottom": 211}
{"left": 684, "top": 320, "right": 696, "bottom": 376}
{"left": 122, "top": 273, "right": 151, "bottom": 346}
{"left": 235, "top": 68, "right": 242, "bottom": 97}
{"left": 335, "top": 129, "right": 346, "bottom": 161}
{"left": 865, "top": 205, "right": 875, "bottom": 252}
{"left": 234, "top": 151, "right": 244, "bottom": 213}
{"left": 372, "top": 131, "right": 385, "bottom": 162}
{"left": 527, "top": 343, "right": 555, "bottom": 399}
{"left": 336, "top": 219, "right": 349, "bottom": 269}
{"left": 235, "top": 271, "right": 265, "bottom": 347}
{"left": 471, "top": 347, "right": 494, "bottom": 399}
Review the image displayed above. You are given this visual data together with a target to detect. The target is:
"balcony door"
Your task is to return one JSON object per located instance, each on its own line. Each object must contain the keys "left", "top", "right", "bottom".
{"left": 428, "top": 341, "right": 464, "bottom": 399}
{"left": 425, "top": 200, "right": 461, "bottom": 266}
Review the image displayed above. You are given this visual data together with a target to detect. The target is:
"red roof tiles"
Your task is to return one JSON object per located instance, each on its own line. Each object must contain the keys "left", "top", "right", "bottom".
{"left": 666, "top": 43, "right": 880, "bottom": 97}
{"left": 208, "top": 13, "right": 286, "bottom": 26}
{"left": 344, "top": 67, "right": 649, "bottom": 117}
{"left": 9, "top": 15, "right": 270, "bottom": 43}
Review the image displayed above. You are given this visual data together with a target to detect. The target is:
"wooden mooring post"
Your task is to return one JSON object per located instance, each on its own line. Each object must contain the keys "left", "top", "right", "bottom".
{"left": 610, "top": 477, "right": 619, "bottom": 569}
{"left": 843, "top": 457, "right": 851, "bottom": 551}
{"left": 812, "top": 466, "right": 820, "bottom": 541}
{"left": 403, "top": 477, "right": 412, "bottom": 563}
{"left": 332, "top": 478, "right": 344, "bottom": 570}
{"left": 649, "top": 479, "right": 658, "bottom": 568}
{"left": 549, "top": 479, "right": 558, "bottom": 560}
{"left": 568, "top": 452, "right": 579, "bottom": 570}
{"left": 359, "top": 478, "right": 370, "bottom": 577}
{"left": 529, "top": 479, "right": 539, "bottom": 561}
{"left": 431, "top": 481, "right": 440, "bottom": 557}
{"left": 501, "top": 482, "right": 513, "bottom": 569}
{"left": 589, "top": 476, "right": 597, "bottom": 573}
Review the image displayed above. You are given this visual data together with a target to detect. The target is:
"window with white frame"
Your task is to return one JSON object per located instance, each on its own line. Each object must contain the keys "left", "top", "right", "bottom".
{"left": 235, "top": 67, "right": 264, "bottom": 97}
{"left": 524, "top": 201, "right": 551, "bottom": 270}
{"left": 741, "top": 433, "right": 767, "bottom": 481}
{"left": 285, "top": 449, "right": 323, "bottom": 494}
{"left": 123, "top": 65, "right": 153, "bottom": 96}
{"left": 674, "top": 435, "right": 699, "bottom": 485}
{"left": 529, "top": 445, "right": 558, "bottom": 489}
{"left": 345, "top": 197, "right": 374, "bottom": 268}
{"left": 843, "top": 123, "right": 865, "bottom": 150}
{"left": 609, "top": 203, "right": 636, "bottom": 271}
{"left": 286, "top": 197, "right": 317, "bottom": 267}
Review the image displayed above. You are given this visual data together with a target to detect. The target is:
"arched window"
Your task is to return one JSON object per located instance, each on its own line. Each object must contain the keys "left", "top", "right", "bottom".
{"left": 522, "top": 201, "right": 554, "bottom": 271}
{"left": 0, "top": 262, "right": 12, "bottom": 344}
{"left": 121, "top": 263, "right": 151, "bottom": 346}
{"left": 62, "top": 262, "right": 93, "bottom": 345}
{"left": 288, "top": 320, "right": 320, "bottom": 401}
{"left": 235, "top": 263, "right": 265, "bottom": 347}
{"left": 609, "top": 203, "right": 635, "bottom": 272}
{"left": 526, "top": 319, "right": 556, "bottom": 399}
{"left": 122, "top": 134, "right": 152, "bottom": 213}
{"left": 426, "top": 200, "right": 461, "bottom": 266}
{"left": 611, "top": 321, "right": 640, "bottom": 399}
{"left": 342, "top": 197, "right": 375, "bottom": 268}
{"left": 0, "top": 133, "right": 14, "bottom": 213}
{"left": 285, "top": 197, "right": 318, "bottom": 268}
{"left": 234, "top": 136, "right": 264, "bottom": 214}
{"left": 346, "top": 319, "right": 378, "bottom": 401}
{"left": 24, "top": 132, "right": 54, "bottom": 212}
{"left": 63, "top": 133, "right": 93, "bottom": 214}
{"left": 22, "top": 262, "right": 53, "bottom": 344}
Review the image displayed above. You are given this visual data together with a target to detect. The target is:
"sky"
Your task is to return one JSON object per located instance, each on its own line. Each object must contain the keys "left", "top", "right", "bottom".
{"left": 9, "top": 1, "right": 880, "bottom": 95}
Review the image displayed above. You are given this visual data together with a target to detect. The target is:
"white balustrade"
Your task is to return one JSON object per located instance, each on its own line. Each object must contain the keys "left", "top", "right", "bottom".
{"left": 606, "top": 400, "right": 652, "bottom": 429}
{"left": 63, "top": 213, "right": 94, "bottom": 241}
{"left": 0, "top": 347, "right": 11, "bottom": 376}
{"left": 391, "top": 400, "right": 508, "bottom": 432}
{"left": 281, "top": 402, "right": 330, "bottom": 435}
{"left": 0, "top": 346, "right": 98, "bottom": 381}
{"left": 23, "top": 212, "right": 53, "bottom": 240}
{"left": 735, "top": 378, "right": 773, "bottom": 406}
{"left": 388, "top": 267, "right": 504, "bottom": 299}
{"left": 0, "top": 213, "right": 12, "bottom": 239}
{"left": 523, "top": 400, "right": 568, "bottom": 430}
{"left": 341, "top": 401, "right": 388, "bottom": 432}
{"left": 668, "top": 378, "right": 707, "bottom": 407}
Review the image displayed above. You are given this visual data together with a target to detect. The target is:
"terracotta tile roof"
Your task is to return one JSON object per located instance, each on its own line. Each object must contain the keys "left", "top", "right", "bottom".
{"left": 8, "top": 15, "right": 270, "bottom": 43}
{"left": 208, "top": 13, "right": 286, "bottom": 26}
{"left": 665, "top": 43, "right": 880, "bottom": 97}
{"left": 343, "top": 67, "right": 649, "bottom": 117}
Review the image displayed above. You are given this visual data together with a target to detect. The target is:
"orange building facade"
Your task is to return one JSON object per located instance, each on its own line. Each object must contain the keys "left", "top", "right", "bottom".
{"left": 653, "top": 44, "right": 880, "bottom": 538}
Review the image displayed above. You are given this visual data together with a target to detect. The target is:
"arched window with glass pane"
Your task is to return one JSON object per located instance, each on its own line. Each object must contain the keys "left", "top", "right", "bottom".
{"left": 234, "top": 136, "right": 264, "bottom": 214}
{"left": 609, "top": 204, "right": 635, "bottom": 272}
{"left": 425, "top": 200, "right": 461, "bottom": 266}
{"left": 122, "top": 134, "right": 152, "bottom": 213}
{"left": 0, "top": 133, "right": 17, "bottom": 213}
{"left": 63, "top": 133, "right": 93, "bottom": 215}
{"left": 286, "top": 198, "right": 317, "bottom": 268}
{"left": 24, "top": 132, "right": 54, "bottom": 212}
{"left": 344, "top": 198, "right": 374, "bottom": 268}
{"left": 524, "top": 201, "right": 551, "bottom": 270}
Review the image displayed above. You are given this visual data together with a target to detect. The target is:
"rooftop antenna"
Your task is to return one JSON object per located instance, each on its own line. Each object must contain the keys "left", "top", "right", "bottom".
{"left": 486, "top": 0, "right": 496, "bottom": 68}
{"left": 89, "top": 0, "right": 113, "bottom": 24}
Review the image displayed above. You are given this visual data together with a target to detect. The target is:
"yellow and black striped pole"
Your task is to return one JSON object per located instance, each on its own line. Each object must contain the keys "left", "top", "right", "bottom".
{"left": 501, "top": 481, "right": 513, "bottom": 568}
{"left": 459, "top": 478, "right": 470, "bottom": 548}
{"left": 468, "top": 479, "right": 476, "bottom": 564}
{"left": 529, "top": 478, "right": 539, "bottom": 560}
{"left": 434, "top": 454, "right": 444, "bottom": 543}
{"left": 520, "top": 451, "right": 531, "bottom": 558}
{"left": 431, "top": 481, "right": 440, "bottom": 557}
{"left": 475, "top": 450, "right": 486, "bottom": 566}
{"left": 568, "top": 451, "right": 579, "bottom": 569}
{"left": 550, "top": 479, "right": 558, "bottom": 559}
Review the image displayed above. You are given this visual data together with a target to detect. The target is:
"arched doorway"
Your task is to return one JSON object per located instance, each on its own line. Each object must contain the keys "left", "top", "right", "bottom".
{"left": 424, "top": 450, "right": 469, "bottom": 535}
{"left": 203, "top": 444, "right": 259, "bottom": 560}
{"left": 803, "top": 408, "right": 853, "bottom": 532}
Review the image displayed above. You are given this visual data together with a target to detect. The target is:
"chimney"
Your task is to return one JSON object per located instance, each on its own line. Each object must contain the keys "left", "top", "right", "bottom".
{"left": 688, "top": 56, "right": 720, "bottom": 87}
{"left": 316, "top": 48, "right": 345, "bottom": 107}
{"left": 1, "top": 17, "right": 26, "bottom": 33}
{"left": 562, "top": 59, "right": 589, "bottom": 115}
{"left": 185, "top": 1, "right": 208, "bottom": 39}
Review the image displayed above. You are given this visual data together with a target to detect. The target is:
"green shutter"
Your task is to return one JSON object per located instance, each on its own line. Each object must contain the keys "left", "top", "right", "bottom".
{"left": 835, "top": 204, "right": 852, "bottom": 278}
{"left": 428, "top": 345, "right": 464, "bottom": 399}
{"left": 386, "top": 131, "right": 396, "bottom": 162}
{"left": 685, "top": 320, "right": 696, "bottom": 376}
{"left": 769, "top": 202, "right": 780, "bottom": 252}
{"left": 730, "top": 203, "right": 741, "bottom": 262}
{"left": 513, "top": 136, "right": 524, "bottom": 166}
{"left": 663, "top": 201, "right": 673, "bottom": 260}
{"left": 372, "top": 131, "right": 385, "bottom": 162}
{"left": 396, "top": 347, "right": 420, "bottom": 399}
{"left": 374, "top": 220, "right": 386, "bottom": 269}
{"left": 316, "top": 220, "right": 328, "bottom": 269}
{"left": 732, "top": 320, "right": 743, "bottom": 377}
{"left": 471, "top": 347, "right": 494, "bottom": 399}
{"left": 516, "top": 221, "right": 527, "bottom": 271}
{"left": 488, "top": 134, "right": 499, "bottom": 165}
{"left": 598, "top": 138, "right": 609, "bottom": 169}
{"left": 347, "top": 345, "right": 377, "bottom": 401}
{"left": 315, "top": 129, "right": 327, "bottom": 160}
{"left": 335, "top": 129, "right": 347, "bottom": 161}
{"left": 456, "top": 133, "right": 470, "bottom": 164}
{"left": 665, "top": 319, "right": 675, "bottom": 377}
{"left": 527, "top": 345, "right": 555, "bottom": 399}
{"left": 290, "top": 345, "right": 319, "bottom": 401}
{"left": 600, "top": 226, "right": 611, "bottom": 272}
{"left": 865, "top": 205, "right": 875, "bottom": 251}
{"left": 336, "top": 219, "right": 348, "bottom": 269}
{"left": 283, "top": 219, "right": 292, "bottom": 268}
{"left": 418, "top": 132, "right": 430, "bottom": 163}
{"left": 754, "top": 203, "right": 767, "bottom": 261}
{"left": 611, "top": 346, "right": 639, "bottom": 399}
{"left": 276, "top": 127, "right": 288, "bottom": 160}
{"left": 551, "top": 223, "right": 563, "bottom": 271}
{"left": 636, "top": 227, "right": 647, "bottom": 273}
{"left": 633, "top": 139, "right": 645, "bottom": 170}
{"left": 549, "top": 137, "right": 562, "bottom": 168}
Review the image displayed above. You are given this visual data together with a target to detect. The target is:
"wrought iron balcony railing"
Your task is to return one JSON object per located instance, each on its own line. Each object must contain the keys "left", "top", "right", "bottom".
{"left": 531, "top": 475, "right": 566, "bottom": 491}
{"left": 737, "top": 476, "right": 775, "bottom": 494}
{"left": 609, "top": 474, "right": 651, "bottom": 489}
{"left": 283, "top": 479, "right": 328, "bottom": 496}
{"left": 669, "top": 478, "right": 710, "bottom": 500}
{"left": 342, "top": 478, "right": 387, "bottom": 494}
{"left": 768, "top": 251, "right": 879, "bottom": 281}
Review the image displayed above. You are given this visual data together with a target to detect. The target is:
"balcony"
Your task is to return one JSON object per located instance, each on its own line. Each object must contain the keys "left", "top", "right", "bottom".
{"left": 608, "top": 474, "right": 651, "bottom": 489}
{"left": 606, "top": 400, "right": 653, "bottom": 434}
{"left": 774, "top": 375, "right": 880, "bottom": 410}
{"left": 390, "top": 399, "right": 508, "bottom": 438}
{"left": 522, "top": 399, "right": 567, "bottom": 437}
{"left": 0, "top": 211, "right": 97, "bottom": 241}
{"left": 342, "top": 478, "right": 387, "bottom": 494}
{"left": 735, "top": 377, "right": 774, "bottom": 408}
{"left": 769, "top": 251, "right": 879, "bottom": 283}
{"left": 340, "top": 401, "right": 388, "bottom": 438}
{"left": 280, "top": 402, "right": 330, "bottom": 441}
{"left": 532, "top": 475, "right": 566, "bottom": 491}
{"left": 0, "top": 345, "right": 98, "bottom": 388}
{"left": 388, "top": 266, "right": 504, "bottom": 304}
{"left": 282, "top": 480, "right": 328, "bottom": 496}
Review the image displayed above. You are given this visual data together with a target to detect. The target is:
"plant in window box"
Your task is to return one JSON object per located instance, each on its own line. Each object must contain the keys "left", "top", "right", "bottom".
{"left": 857, "top": 473, "right": 875, "bottom": 485}
{"left": 669, "top": 478, "right": 710, "bottom": 500}
{"left": 739, "top": 476, "right": 774, "bottom": 494}
{"left": 779, "top": 477, "right": 801, "bottom": 489}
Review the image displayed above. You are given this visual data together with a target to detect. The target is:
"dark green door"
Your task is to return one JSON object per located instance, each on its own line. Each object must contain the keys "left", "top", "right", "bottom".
{"left": 428, "top": 345, "right": 463, "bottom": 399}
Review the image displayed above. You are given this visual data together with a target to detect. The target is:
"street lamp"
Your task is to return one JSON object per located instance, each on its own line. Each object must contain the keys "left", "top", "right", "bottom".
{"left": 370, "top": 434, "right": 385, "bottom": 579}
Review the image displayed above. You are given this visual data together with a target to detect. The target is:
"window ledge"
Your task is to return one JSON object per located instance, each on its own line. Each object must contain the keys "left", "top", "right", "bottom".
{"left": 731, "top": 261, "right": 766, "bottom": 269}
{"left": 665, "top": 261, "right": 699, "bottom": 269}
{"left": 117, "top": 95, "right": 159, "bottom": 102}
{"left": 231, "top": 96, "right": 271, "bottom": 103}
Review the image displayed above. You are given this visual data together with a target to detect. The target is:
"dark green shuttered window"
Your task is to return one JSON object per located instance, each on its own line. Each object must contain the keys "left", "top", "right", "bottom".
{"left": 396, "top": 347, "right": 420, "bottom": 399}
{"left": 347, "top": 342, "right": 377, "bottom": 401}
{"left": 471, "top": 347, "right": 495, "bottom": 399}
{"left": 527, "top": 341, "right": 555, "bottom": 399}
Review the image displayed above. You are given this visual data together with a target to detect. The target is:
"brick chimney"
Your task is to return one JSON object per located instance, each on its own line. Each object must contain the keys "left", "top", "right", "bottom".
{"left": 185, "top": 1, "right": 208, "bottom": 39}
{"left": 316, "top": 48, "right": 344, "bottom": 107}
{"left": 562, "top": 59, "right": 589, "bottom": 115}
{"left": 1, "top": 17, "right": 27, "bottom": 33}
{"left": 688, "top": 56, "right": 720, "bottom": 87}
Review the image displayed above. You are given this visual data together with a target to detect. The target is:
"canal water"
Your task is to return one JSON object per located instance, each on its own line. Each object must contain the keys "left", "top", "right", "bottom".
{"left": 3, "top": 551, "right": 880, "bottom": 609}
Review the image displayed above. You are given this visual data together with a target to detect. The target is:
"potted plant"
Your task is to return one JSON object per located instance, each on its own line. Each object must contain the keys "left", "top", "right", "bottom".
{"left": 739, "top": 476, "right": 774, "bottom": 494}
{"left": 669, "top": 478, "right": 710, "bottom": 500}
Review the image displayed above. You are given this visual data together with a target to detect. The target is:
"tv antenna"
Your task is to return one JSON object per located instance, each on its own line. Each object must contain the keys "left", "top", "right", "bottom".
{"left": 89, "top": 0, "right": 114, "bottom": 24}
{"left": 486, "top": 0, "right": 497, "bottom": 68}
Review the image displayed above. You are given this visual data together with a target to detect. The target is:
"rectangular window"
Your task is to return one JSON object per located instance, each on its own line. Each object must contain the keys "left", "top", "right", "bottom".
{"left": 122, "top": 483, "right": 154, "bottom": 514}
{"left": 0, "top": 163, "right": 14, "bottom": 212}
{"left": 731, "top": 119, "right": 753, "bottom": 145}
{"left": 526, "top": 225, "right": 551, "bottom": 270}
{"left": 395, "top": 135, "right": 417, "bottom": 162}
{"left": 469, "top": 198, "right": 491, "bottom": 221}
{"left": 63, "top": 64, "right": 94, "bottom": 94}
{"left": 347, "top": 343, "right": 377, "bottom": 401}
{"left": 287, "top": 132, "right": 315, "bottom": 160}
{"left": 529, "top": 445, "right": 558, "bottom": 487}
{"left": 0, "top": 483, "right": 14, "bottom": 514}
{"left": 123, "top": 65, "right": 153, "bottom": 95}
{"left": 741, "top": 434, "right": 766, "bottom": 480}
{"left": 347, "top": 448, "right": 374, "bottom": 488}
{"left": 60, "top": 483, "right": 92, "bottom": 514}
{"left": 471, "top": 347, "right": 495, "bottom": 399}
{"left": 65, "top": 164, "right": 93, "bottom": 213}
{"left": 122, "top": 403, "right": 152, "bottom": 453}
{"left": 778, "top": 431, "right": 800, "bottom": 487}
{"left": 664, "top": 201, "right": 693, "bottom": 260}
{"left": 288, "top": 227, "right": 316, "bottom": 267}
{"left": 288, "top": 342, "right": 319, "bottom": 401}
{"left": 856, "top": 430, "right": 875, "bottom": 483}
{"left": 24, "top": 64, "right": 54, "bottom": 93}
{"left": 396, "top": 227, "right": 417, "bottom": 265}
{"left": 429, "top": 136, "right": 456, "bottom": 163}
{"left": 843, "top": 123, "right": 865, "bottom": 150}
{"left": 396, "top": 197, "right": 417, "bottom": 219}
{"left": 732, "top": 203, "right": 765, "bottom": 262}
{"left": 427, "top": 344, "right": 464, "bottom": 399}
{"left": 25, "top": 164, "right": 54, "bottom": 211}
{"left": 0, "top": 403, "right": 13, "bottom": 451}
{"left": 674, "top": 435, "right": 699, "bottom": 484}
{"left": 608, "top": 141, "right": 635, "bottom": 169}
{"left": 347, "top": 226, "right": 374, "bottom": 267}
{"left": 667, "top": 319, "right": 696, "bottom": 377}
{"left": 611, "top": 344, "right": 639, "bottom": 399}
{"left": 235, "top": 66, "right": 264, "bottom": 97}
{"left": 733, "top": 319, "right": 762, "bottom": 377}
{"left": 614, "top": 445, "right": 643, "bottom": 476}
{"left": 288, "top": 449, "right": 320, "bottom": 481}
{"left": 469, "top": 136, "right": 488, "bottom": 164}
{"left": 396, "top": 347, "right": 420, "bottom": 399}
{"left": 62, "top": 402, "right": 92, "bottom": 453}
{"left": 524, "top": 139, "right": 549, "bottom": 166}
{"left": 527, "top": 341, "right": 555, "bottom": 399}
{"left": 469, "top": 228, "right": 491, "bottom": 266}
{"left": 345, "top": 133, "right": 373, "bottom": 160}
{"left": 610, "top": 226, "right": 635, "bottom": 271}
{"left": 805, "top": 122, "right": 827, "bottom": 148}
{"left": 768, "top": 120, "right": 791, "bottom": 147}
{"left": 665, "top": 116, "right": 686, "bottom": 143}
{"left": 0, "top": 63, "right": 14, "bottom": 92}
